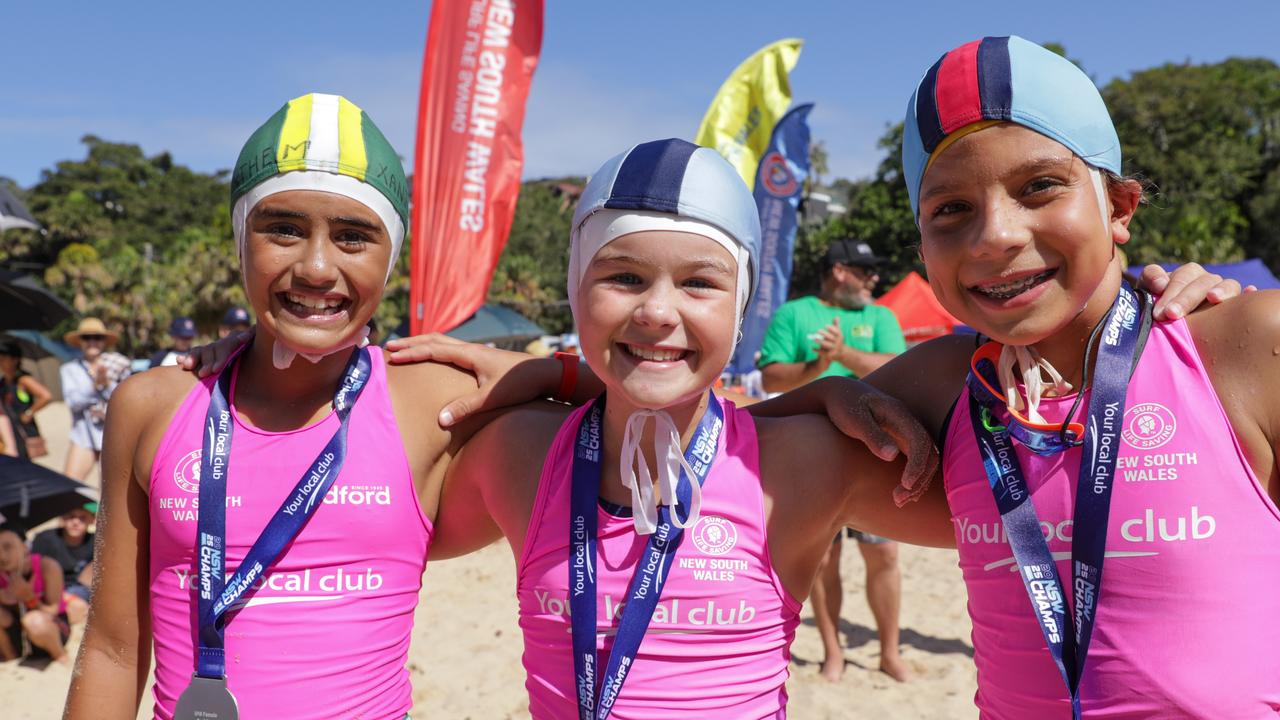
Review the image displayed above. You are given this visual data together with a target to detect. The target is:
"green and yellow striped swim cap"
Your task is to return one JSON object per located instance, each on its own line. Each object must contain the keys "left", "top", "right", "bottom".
{"left": 230, "top": 93, "right": 409, "bottom": 278}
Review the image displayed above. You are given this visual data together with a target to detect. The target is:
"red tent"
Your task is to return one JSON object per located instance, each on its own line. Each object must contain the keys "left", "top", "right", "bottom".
{"left": 878, "top": 271, "right": 960, "bottom": 342}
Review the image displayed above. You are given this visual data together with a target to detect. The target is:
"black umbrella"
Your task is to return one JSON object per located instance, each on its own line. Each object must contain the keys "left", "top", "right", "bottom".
{"left": 0, "top": 457, "right": 98, "bottom": 528}
{"left": 0, "top": 186, "right": 39, "bottom": 233}
{"left": 0, "top": 270, "right": 73, "bottom": 331}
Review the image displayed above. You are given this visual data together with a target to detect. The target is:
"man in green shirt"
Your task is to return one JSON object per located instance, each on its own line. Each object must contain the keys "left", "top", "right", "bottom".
{"left": 760, "top": 239, "right": 907, "bottom": 388}
{"left": 758, "top": 239, "right": 910, "bottom": 683}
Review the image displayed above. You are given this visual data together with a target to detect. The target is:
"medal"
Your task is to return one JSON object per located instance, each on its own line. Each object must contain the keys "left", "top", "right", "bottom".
{"left": 175, "top": 674, "right": 239, "bottom": 720}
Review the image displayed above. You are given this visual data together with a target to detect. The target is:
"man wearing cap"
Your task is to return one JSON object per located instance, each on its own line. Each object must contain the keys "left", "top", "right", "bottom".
{"left": 757, "top": 238, "right": 910, "bottom": 683}
{"left": 218, "top": 306, "right": 252, "bottom": 339}
{"left": 148, "top": 317, "right": 197, "bottom": 368}
{"left": 32, "top": 503, "right": 96, "bottom": 625}
{"left": 59, "top": 317, "right": 131, "bottom": 480}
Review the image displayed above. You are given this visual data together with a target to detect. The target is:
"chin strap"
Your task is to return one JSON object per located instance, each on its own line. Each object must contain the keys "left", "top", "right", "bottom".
{"left": 618, "top": 409, "right": 703, "bottom": 535}
{"left": 271, "top": 326, "right": 372, "bottom": 370}
{"left": 996, "top": 344, "right": 1073, "bottom": 424}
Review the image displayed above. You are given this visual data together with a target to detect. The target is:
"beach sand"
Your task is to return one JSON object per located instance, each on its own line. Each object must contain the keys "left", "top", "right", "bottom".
{"left": 3, "top": 402, "right": 977, "bottom": 719}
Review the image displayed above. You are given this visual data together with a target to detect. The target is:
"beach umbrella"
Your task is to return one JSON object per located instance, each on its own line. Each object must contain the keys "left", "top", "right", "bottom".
{"left": 1, "top": 330, "right": 78, "bottom": 361}
{"left": 0, "top": 270, "right": 73, "bottom": 331}
{"left": 443, "top": 304, "right": 546, "bottom": 344}
{"left": 0, "top": 186, "right": 39, "bottom": 233}
{"left": 0, "top": 456, "right": 98, "bottom": 527}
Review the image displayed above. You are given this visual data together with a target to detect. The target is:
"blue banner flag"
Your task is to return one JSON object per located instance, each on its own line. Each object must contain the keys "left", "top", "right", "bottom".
{"left": 728, "top": 102, "right": 813, "bottom": 374}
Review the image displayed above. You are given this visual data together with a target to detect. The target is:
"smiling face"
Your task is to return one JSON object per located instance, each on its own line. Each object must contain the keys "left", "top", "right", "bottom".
{"left": 241, "top": 189, "right": 391, "bottom": 358}
{"left": 916, "top": 123, "right": 1138, "bottom": 346}
{"left": 577, "top": 230, "right": 739, "bottom": 411}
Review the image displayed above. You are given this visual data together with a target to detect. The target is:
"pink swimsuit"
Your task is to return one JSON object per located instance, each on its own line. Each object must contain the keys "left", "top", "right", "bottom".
{"left": 518, "top": 397, "right": 802, "bottom": 718}
{"left": 149, "top": 350, "right": 430, "bottom": 719}
{"left": 944, "top": 318, "right": 1280, "bottom": 718}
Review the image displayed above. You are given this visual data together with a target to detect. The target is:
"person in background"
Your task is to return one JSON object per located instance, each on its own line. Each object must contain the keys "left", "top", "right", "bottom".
{"left": 31, "top": 503, "right": 96, "bottom": 625}
{"left": 0, "top": 339, "right": 53, "bottom": 461}
{"left": 758, "top": 238, "right": 910, "bottom": 682}
{"left": 0, "top": 414, "right": 17, "bottom": 458}
{"left": 0, "top": 522, "right": 70, "bottom": 664}
{"left": 217, "top": 306, "right": 252, "bottom": 339}
{"left": 59, "top": 318, "right": 131, "bottom": 481}
{"left": 148, "top": 317, "right": 197, "bottom": 369}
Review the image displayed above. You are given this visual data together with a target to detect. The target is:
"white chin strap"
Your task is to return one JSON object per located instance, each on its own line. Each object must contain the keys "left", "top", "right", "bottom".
{"left": 232, "top": 171, "right": 402, "bottom": 369}
{"left": 619, "top": 409, "right": 703, "bottom": 535}
{"left": 997, "top": 344, "right": 1073, "bottom": 424}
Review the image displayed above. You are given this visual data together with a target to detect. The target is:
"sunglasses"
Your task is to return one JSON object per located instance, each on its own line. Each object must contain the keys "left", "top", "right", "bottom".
{"left": 80, "top": 335, "right": 106, "bottom": 342}
{"left": 968, "top": 341, "right": 1084, "bottom": 456}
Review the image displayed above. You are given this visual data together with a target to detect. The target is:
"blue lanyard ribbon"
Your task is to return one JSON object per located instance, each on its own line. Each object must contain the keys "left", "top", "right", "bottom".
{"left": 569, "top": 392, "right": 724, "bottom": 720}
{"left": 194, "top": 346, "right": 372, "bottom": 679}
{"left": 966, "top": 283, "right": 1149, "bottom": 718}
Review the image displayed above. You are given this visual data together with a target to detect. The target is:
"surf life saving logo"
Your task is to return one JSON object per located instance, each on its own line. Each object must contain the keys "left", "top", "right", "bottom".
{"left": 174, "top": 449, "right": 202, "bottom": 493}
{"left": 1122, "top": 402, "right": 1177, "bottom": 450}
{"left": 758, "top": 151, "right": 798, "bottom": 198}
{"left": 690, "top": 515, "right": 738, "bottom": 556}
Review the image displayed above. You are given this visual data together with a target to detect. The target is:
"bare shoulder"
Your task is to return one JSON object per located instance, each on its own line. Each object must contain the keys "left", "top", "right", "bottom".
{"left": 110, "top": 367, "right": 199, "bottom": 442}
{"left": 863, "top": 333, "right": 977, "bottom": 436}
{"left": 1186, "top": 291, "right": 1280, "bottom": 490}
{"left": 107, "top": 367, "right": 201, "bottom": 492}
{"left": 468, "top": 401, "right": 574, "bottom": 477}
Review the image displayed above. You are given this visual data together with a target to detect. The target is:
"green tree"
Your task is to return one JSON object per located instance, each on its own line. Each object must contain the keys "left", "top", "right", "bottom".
{"left": 790, "top": 123, "right": 921, "bottom": 298}
{"left": 1104, "top": 58, "right": 1280, "bottom": 268}
{"left": 486, "top": 179, "right": 581, "bottom": 333}
{"left": 10, "top": 136, "right": 238, "bottom": 355}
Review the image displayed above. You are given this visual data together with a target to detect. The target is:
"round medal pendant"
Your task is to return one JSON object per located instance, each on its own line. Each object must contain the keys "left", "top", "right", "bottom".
{"left": 175, "top": 674, "right": 239, "bottom": 719}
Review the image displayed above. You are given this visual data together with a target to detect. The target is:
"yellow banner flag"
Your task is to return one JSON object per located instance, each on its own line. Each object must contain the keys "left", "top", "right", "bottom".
{"left": 694, "top": 38, "right": 803, "bottom": 190}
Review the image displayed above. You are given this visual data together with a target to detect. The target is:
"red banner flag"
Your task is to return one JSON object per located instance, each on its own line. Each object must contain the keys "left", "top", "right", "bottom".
{"left": 409, "top": 0, "right": 544, "bottom": 334}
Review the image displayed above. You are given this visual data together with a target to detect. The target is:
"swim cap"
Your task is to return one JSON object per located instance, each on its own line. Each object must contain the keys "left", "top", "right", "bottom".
{"left": 569, "top": 138, "right": 761, "bottom": 338}
{"left": 902, "top": 36, "right": 1121, "bottom": 217}
{"left": 230, "top": 93, "right": 409, "bottom": 280}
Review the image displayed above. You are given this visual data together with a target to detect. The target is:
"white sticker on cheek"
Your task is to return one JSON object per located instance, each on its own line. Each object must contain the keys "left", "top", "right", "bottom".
{"left": 1090, "top": 167, "right": 1110, "bottom": 235}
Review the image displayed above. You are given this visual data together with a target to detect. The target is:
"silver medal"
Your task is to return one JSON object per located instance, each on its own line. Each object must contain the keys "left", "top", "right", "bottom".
{"left": 175, "top": 674, "right": 239, "bottom": 720}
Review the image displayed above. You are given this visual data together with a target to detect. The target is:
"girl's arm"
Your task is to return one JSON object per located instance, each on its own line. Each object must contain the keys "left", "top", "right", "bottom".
{"left": 64, "top": 376, "right": 157, "bottom": 719}
{"left": 17, "top": 375, "right": 53, "bottom": 419}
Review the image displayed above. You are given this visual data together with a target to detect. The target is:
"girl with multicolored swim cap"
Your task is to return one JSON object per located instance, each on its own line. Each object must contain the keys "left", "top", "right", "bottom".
{"left": 769, "top": 36, "right": 1280, "bottom": 717}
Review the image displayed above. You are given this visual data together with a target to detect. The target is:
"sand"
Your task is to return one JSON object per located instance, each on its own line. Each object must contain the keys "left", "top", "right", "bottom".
{"left": 3, "top": 403, "right": 978, "bottom": 719}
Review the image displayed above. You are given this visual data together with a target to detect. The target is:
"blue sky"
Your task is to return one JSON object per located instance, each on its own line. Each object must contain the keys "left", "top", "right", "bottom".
{"left": 3, "top": 1, "right": 1277, "bottom": 189}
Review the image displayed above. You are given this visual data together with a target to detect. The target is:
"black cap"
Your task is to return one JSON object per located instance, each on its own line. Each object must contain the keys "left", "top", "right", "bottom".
{"left": 0, "top": 338, "right": 20, "bottom": 358}
{"left": 825, "top": 239, "right": 883, "bottom": 268}
{"left": 221, "top": 307, "right": 251, "bottom": 326}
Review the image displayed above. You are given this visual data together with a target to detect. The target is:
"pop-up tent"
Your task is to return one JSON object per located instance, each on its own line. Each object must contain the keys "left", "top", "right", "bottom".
{"left": 1128, "top": 259, "right": 1280, "bottom": 291}
{"left": 877, "top": 271, "right": 960, "bottom": 342}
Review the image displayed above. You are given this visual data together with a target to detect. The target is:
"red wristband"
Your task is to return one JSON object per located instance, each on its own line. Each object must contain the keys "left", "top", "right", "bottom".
{"left": 553, "top": 352, "right": 579, "bottom": 402}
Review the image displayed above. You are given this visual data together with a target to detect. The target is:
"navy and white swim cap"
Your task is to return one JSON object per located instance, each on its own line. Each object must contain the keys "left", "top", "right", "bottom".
{"left": 569, "top": 138, "right": 762, "bottom": 330}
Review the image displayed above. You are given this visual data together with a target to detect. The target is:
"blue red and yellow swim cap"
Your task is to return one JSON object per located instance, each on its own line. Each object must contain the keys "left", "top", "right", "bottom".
{"left": 902, "top": 36, "right": 1121, "bottom": 216}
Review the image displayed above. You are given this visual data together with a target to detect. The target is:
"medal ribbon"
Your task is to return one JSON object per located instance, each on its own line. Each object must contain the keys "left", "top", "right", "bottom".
{"left": 569, "top": 391, "right": 723, "bottom": 720}
{"left": 194, "top": 346, "right": 372, "bottom": 679}
{"left": 966, "top": 283, "right": 1149, "bottom": 718}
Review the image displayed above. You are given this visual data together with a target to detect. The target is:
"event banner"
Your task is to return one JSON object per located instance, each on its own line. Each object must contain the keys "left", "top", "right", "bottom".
{"left": 694, "top": 39, "right": 802, "bottom": 191}
{"left": 728, "top": 103, "right": 813, "bottom": 374}
{"left": 409, "top": 0, "right": 544, "bottom": 334}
